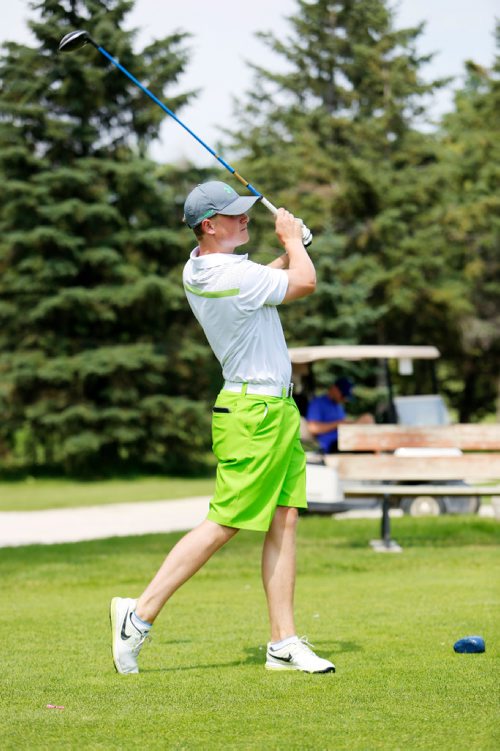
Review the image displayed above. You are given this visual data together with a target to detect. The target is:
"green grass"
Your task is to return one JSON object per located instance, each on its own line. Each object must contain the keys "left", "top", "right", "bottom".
{"left": 1, "top": 516, "right": 499, "bottom": 750}
{"left": 0, "top": 476, "right": 215, "bottom": 511}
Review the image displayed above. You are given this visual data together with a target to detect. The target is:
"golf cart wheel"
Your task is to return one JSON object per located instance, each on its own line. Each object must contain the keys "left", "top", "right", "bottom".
{"left": 401, "top": 495, "right": 443, "bottom": 517}
{"left": 441, "top": 494, "right": 481, "bottom": 514}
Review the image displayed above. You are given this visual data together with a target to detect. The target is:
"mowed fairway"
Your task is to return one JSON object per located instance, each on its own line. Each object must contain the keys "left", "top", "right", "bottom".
{"left": 1, "top": 515, "right": 498, "bottom": 750}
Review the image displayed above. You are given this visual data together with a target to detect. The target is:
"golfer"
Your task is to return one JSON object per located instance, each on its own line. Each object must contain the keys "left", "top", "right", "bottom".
{"left": 110, "top": 181, "right": 335, "bottom": 675}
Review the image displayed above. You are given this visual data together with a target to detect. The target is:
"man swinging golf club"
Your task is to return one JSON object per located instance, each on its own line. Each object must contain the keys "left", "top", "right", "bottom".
{"left": 110, "top": 181, "right": 335, "bottom": 675}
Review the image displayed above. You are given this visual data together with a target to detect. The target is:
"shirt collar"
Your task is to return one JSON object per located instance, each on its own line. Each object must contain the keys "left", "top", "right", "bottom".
{"left": 189, "top": 247, "right": 248, "bottom": 267}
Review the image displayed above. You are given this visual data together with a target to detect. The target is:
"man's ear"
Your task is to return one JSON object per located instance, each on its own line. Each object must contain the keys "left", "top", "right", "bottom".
{"left": 201, "top": 217, "right": 216, "bottom": 235}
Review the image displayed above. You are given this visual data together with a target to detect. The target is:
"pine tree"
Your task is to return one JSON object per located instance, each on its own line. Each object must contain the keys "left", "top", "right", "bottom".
{"left": 0, "top": 0, "right": 214, "bottom": 474}
{"left": 227, "top": 0, "right": 490, "bottom": 410}
{"left": 435, "top": 28, "right": 500, "bottom": 421}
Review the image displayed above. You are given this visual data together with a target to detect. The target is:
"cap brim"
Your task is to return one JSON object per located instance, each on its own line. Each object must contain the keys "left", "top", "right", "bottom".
{"left": 218, "top": 195, "right": 261, "bottom": 216}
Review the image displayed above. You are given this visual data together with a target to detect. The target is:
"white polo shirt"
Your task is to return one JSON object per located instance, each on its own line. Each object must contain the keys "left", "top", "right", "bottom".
{"left": 183, "top": 249, "right": 291, "bottom": 386}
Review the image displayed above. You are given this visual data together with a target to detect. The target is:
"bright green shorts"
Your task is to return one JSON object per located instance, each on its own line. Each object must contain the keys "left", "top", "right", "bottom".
{"left": 207, "top": 389, "right": 307, "bottom": 532}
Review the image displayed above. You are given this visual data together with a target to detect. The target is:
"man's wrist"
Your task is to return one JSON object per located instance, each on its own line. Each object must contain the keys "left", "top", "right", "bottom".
{"left": 284, "top": 238, "right": 307, "bottom": 255}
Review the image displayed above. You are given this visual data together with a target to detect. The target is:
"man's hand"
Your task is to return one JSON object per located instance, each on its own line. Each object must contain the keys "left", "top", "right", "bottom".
{"left": 275, "top": 208, "right": 303, "bottom": 248}
{"left": 355, "top": 413, "right": 375, "bottom": 425}
{"left": 274, "top": 209, "right": 313, "bottom": 248}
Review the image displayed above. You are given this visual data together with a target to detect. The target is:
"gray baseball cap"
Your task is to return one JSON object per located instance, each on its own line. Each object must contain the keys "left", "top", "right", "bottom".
{"left": 183, "top": 181, "right": 261, "bottom": 228}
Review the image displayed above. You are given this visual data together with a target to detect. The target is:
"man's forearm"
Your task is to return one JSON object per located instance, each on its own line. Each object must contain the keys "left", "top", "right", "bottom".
{"left": 307, "top": 419, "right": 346, "bottom": 436}
{"left": 286, "top": 238, "right": 316, "bottom": 281}
{"left": 267, "top": 253, "right": 290, "bottom": 270}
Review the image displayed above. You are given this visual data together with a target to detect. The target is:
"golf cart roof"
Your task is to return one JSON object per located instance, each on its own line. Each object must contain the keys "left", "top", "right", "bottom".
{"left": 289, "top": 345, "right": 440, "bottom": 364}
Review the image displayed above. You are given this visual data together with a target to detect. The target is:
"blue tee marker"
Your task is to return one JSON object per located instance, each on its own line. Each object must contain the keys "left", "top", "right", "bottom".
{"left": 453, "top": 636, "right": 486, "bottom": 653}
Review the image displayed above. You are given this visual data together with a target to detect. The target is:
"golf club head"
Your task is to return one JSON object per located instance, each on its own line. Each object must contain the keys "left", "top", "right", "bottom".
{"left": 58, "top": 30, "right": 96, "bottom": 53}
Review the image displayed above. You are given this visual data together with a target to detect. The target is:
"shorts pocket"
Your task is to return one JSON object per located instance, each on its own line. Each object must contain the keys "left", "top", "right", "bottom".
{"left": 211, "top": 408, "right": 236, "bottom": 461}
{"left": 242, "top": 400, "right": 269, "bottom": 437}
{"left": 211, "top": 400, "right": 269, "bottom": 461}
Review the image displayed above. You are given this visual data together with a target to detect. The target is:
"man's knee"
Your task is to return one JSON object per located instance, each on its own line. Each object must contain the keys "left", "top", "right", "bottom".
{"left": 210, "top": 521, "right": 239, "bottom": 545}
{"left": 274, "top": 505, "right": 299, "bottom": 530}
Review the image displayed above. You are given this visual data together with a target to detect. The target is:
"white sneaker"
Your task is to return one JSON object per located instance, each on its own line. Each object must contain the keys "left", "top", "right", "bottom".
{"left": 266, "top": 636, "right": 335, "bottom": 674}
{"left": 110, "top": 597, "right": 150, "bottom": 674}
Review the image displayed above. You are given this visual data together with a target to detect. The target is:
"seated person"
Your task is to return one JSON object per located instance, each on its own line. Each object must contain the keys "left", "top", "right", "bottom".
{"left": 306, "top": 377, "right": 374, "bottom": 453}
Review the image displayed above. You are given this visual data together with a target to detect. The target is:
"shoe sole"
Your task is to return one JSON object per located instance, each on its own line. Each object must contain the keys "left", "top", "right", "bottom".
{"left": 265, "top": 661, "right": 335, "bottom": 674}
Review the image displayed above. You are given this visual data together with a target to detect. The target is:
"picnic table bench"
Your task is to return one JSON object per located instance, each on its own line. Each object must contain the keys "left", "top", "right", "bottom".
{"left": 330, "top": 424, "right": 500, "bottom": 552}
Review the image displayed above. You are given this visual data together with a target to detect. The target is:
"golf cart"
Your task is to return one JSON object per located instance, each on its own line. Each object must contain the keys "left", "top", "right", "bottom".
{"left": 290, "top": 345, "right": 479, "bottom": 516}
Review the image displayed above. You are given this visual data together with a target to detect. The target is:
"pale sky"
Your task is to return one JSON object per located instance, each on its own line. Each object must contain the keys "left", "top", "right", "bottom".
{"left": 2, "top": 0, "right": 498, "bottom": 165}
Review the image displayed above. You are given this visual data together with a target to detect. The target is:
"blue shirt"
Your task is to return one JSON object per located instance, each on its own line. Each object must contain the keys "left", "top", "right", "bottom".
{"left": 307, "top": 396, "right": 346, "bottom": 452}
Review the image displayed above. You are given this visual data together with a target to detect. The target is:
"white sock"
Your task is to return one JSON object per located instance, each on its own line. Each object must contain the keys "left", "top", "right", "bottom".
{"left": 270, "top": 635, "right": 298, "bottom": 650}
{"left": 131, "top": 610, "right": 152, "bottom": 632}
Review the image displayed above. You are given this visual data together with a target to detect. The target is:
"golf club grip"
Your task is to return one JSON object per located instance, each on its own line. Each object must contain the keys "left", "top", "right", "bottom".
{"left": 260, "top": 197, "right": 278, "bottom": 215}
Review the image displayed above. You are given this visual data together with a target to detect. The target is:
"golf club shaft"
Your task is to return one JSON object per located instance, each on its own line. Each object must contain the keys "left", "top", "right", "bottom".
{"left": 96, "top": 46, "right": 279, "bottom": 213}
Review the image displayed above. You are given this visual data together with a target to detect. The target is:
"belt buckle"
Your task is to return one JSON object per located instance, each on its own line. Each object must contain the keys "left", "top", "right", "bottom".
{"left": 287, "top": 382, "right": 294, "bottom": 398}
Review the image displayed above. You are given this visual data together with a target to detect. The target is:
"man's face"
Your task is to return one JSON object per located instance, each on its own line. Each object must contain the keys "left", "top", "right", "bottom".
{"left": 206, "top": 213, "right": 249, "bottom": 250}
{"left": 328, "top": 385, "right": 344, "bottom": 403}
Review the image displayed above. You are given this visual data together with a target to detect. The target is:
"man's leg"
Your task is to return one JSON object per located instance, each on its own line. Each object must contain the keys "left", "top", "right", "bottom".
{"left": 136, "top": 519, "right": 238, "bottom": 623}
{"left": 262, "top": 505, "right": 335, "bottom": 674}
{"left": 111, "top": 519, "right": 237, "bottom": 674}
{"left": 261, "top": 505, "right": 298, "bottom": 642}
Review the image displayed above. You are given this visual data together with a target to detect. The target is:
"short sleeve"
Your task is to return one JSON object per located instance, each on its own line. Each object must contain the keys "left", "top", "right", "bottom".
{"left": 239, "top": 262, "right": 288, "bottom": 311}
{"left": 307, "top": 399, "right": 346, "bottom": 423}
{"left": 306, "top": 398, "right": 324, "bottom": 421}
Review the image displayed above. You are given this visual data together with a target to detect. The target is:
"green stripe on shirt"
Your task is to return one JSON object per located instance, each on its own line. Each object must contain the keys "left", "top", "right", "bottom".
{"left": 184, "top": 282, "right": 240, "bottom": 298}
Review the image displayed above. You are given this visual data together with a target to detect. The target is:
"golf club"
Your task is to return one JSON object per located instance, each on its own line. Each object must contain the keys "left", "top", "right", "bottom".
{"left": 58, "top": 30, "right": 312, "bottom": 246}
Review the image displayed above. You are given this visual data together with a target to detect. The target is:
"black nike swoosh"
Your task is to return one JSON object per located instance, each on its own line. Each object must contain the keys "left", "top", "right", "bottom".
{"left": 269, "top": 652, "right": 293, "bottom": 663}
{"left": 120, "top": 610, "right": 132, "bottom": 641}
